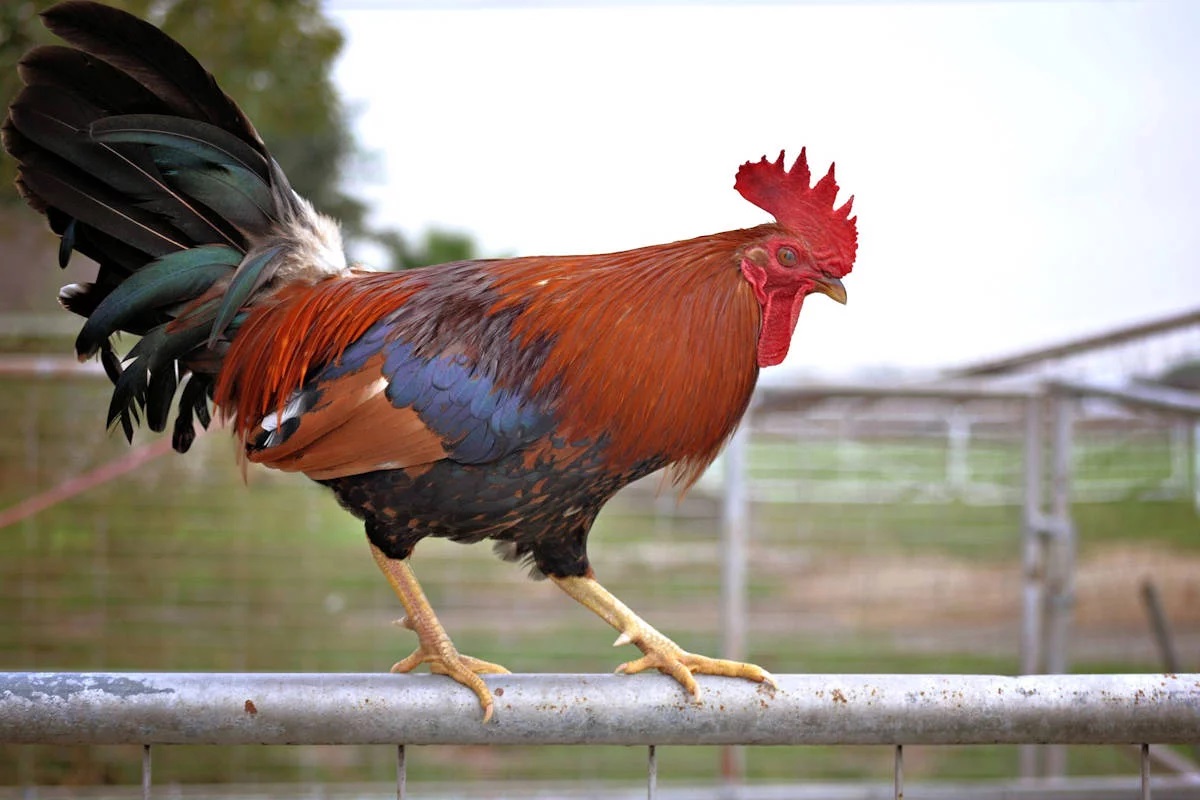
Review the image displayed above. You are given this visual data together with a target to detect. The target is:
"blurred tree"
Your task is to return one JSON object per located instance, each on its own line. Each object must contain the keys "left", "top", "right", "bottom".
{"left": 1158, "top": 360, "right": 1200, "bottom": 392}
{"left": 0, "top": 0, "right": 473, "bottom": 291}
{"left": 371, "top": 228, "right": 479, "bottom": 270}
{"left": 1, "top": 0, "right": 363, "bottom": 231}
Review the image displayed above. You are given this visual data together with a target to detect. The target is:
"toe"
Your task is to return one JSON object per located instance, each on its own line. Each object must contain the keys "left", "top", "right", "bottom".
{"left": 390, "top": 648, "right": 426, "bottom": 674}
{"left": 457, "top": 655, "right": 512, "bottom": 675}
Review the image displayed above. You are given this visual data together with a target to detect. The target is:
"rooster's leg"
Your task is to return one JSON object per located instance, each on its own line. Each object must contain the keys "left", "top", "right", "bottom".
{"left": 551, "top": 574, "right": 775, "bottom": 696}
{"left": 370, "top": 544, "right": 509, "bottom": 722}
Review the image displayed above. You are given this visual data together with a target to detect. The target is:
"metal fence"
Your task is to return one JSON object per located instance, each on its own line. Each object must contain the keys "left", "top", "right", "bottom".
{"left": 719, "top": 379, "right": 1200, "bottom": 783}
{"left": 2, "top": 329, "right": 1199, "bottom": 792}
{"left": 3, "top": 671, "right": 1199, "bottom": 799}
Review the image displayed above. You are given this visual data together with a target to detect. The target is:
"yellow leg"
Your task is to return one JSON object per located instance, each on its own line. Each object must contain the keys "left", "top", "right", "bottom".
{"left": 370, "top": 543, "right": 509, "bottom": 722}
{"left": 550, "top": 574, "right": 775, "bottom": 697}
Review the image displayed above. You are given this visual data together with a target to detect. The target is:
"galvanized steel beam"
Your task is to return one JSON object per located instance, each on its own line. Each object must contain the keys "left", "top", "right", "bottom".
{"left": 1, "top": 672, "right": 1197, "bottom": 746}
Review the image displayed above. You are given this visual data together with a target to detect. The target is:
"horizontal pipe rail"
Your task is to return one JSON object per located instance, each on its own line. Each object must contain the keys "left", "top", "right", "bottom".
{"left": 1048, "top": 378, "right": 1200, "bottom": 417}
{"left": 1, "top": 672, "right": 1197, "bottom": 746}
{"left": 0, "top": 355, "right": 105, "bottom": 377}
{"left": 947, "top": 307, "right": 1200, "bottom": 377}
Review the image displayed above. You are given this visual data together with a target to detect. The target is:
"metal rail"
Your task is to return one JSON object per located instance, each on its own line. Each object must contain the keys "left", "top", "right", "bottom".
{"left": 947, "top": 306, "right": 1200, "bottom": 377}
{"left": 1049, "top": 378, "right": 1200, "bottom": 416}
{"left": 2, "top": 672, "right": 1198, "bottom": 746}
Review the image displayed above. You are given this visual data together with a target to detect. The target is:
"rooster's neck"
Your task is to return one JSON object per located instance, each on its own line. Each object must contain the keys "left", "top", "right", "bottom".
{"left": 491, "top": 228, "right": 765, "bottom": 488}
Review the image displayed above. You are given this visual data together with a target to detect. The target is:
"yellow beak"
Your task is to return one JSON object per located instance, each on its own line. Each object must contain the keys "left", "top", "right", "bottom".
{"left": 814, "top": 276, "right": 848, "bottom": 305}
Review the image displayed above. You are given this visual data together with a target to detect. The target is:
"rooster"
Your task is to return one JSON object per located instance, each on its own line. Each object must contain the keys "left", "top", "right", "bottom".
{"left": 4, "top": 1, "right": 857, "bottom": 722}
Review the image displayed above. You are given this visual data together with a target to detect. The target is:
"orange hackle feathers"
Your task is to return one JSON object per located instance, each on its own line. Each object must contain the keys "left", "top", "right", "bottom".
{"left": 488, "top": 230, "right": 764, "bottom": 489}
{"left": 735, "top": 149, "right": 857, "bottom": 278}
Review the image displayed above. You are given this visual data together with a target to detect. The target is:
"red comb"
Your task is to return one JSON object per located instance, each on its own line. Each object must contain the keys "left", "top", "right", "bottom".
{"left": 735, "top": 149, "right": 857, "bottom": 276}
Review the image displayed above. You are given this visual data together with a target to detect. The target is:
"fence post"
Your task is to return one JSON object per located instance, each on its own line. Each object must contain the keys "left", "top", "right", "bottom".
{"left": 1192, "top": 421, "right": 1199, "bottom": 514}
{"left": 720, "top": 414, "right": 751, "bottom": 787}
{"left": 1020, "top": 391, "right": 1078, "bottom": 780}
{"left": 1020, "top": 395, "right": 1046, "bottom": 779}
{"left": 946, "top": 403, "right": 971, "bottom": 498}
{"left": 1044, "top": 392, "right": 1077, "bottom": 778}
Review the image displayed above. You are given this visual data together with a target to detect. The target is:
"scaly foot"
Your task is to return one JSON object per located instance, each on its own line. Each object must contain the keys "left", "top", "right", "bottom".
{"left": 370, "top": 545, "right": 509, "bottom": 722}
{"left": 551, "top": 574, "right": 776, "bottom": 700}
{"left": 390, "top": 616, "right": 510, "bottom": 723}
{"left": 612, "top": 621, "right": 775, "bottom": 696}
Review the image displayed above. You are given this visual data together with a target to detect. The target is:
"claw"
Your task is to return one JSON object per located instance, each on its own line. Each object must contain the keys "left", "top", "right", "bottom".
{"left": 616, "top": 651, "right": 701, "bottom": 696}
{"left": 614, "top": 642, "right": 771, "bottom": 699}
{"left": 551, "top": 573, "right": 774, "bottom": 703}
{"left": 608, "top": 618, "right": 770, "bottom": 698}
{"left": 608, "top": 618, "right": 773, "bottom": 696}
{"left": 391, "top": 645, "right": 510, "bottom": 724}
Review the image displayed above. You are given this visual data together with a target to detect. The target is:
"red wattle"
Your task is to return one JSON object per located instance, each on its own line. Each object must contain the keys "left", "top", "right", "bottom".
{"left": 756, "top": 286, "right": 804, "bottom": 367}
{"left": 741, "top": 261, "right": 803, "bottom": 367}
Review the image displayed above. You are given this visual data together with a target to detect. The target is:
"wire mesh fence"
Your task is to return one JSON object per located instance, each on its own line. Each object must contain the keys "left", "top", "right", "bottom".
{"left": 1, "top": 342, "right": 1198, "bottom": 791}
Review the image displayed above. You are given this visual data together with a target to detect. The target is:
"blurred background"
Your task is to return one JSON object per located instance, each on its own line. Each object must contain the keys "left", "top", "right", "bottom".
{"left": 1, "top": 0, "right": 1197, "bottom": 796}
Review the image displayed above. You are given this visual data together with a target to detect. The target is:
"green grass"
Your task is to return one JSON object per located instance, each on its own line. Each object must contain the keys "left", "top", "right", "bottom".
{"left": 1074, "top": 499, "right": 1200, "bottom": 551}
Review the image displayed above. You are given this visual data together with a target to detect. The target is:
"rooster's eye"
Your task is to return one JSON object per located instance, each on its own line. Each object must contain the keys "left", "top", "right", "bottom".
{"left": 777, "top": 246, "right": 798, "bottom": 267}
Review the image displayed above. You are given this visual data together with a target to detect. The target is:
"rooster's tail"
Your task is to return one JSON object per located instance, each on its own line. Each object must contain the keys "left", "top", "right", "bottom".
{"left": 2, "top": 0, "right": 346, "bottom": 452}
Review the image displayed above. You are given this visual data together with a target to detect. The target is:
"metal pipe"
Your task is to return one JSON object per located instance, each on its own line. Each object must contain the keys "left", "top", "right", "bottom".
{"left": 396, "top": 744, "right": 406, "bottom": 800}
{"left": 720, "top": 418, "right": 751, "bottom": 787}
{"left": 1193, "top": 422, "right": 1200, "bottom": 515}
{"left": 1019, "top": 396, "right": 1045, "bottom": 779}
{"left": 1044, "top": 396, "right": 1077, "bottom": 779}
{"left": 1, "top": 673, "right": 1197, "bottom": 747}
{"left": 1144, "top": 743, "right": 1152, "bottom": 800}
{"left": 1047, "top": 379, "right": 1200, "bottom": 417}
{"left": 1045, "top": 395, "right": 1077, "bottom": 676}
{"left": 141, "top": 744, "right": 150, "bottom": 800}
{"left": 946, "top": 307, "right": 1200, "bottom": 378}
{"left": 1142, "top": 580, "right": 1182, "bottom": 676}
{"left": 647, "top": 744, "right": 657, "bottom": 800}
{"left": 720, "top": 421, "right": 749, "bottom": 666}
{"left": 0, "top": 355, "right": 106, "bottom": 378}
{"left": 755, "top": 382, "right": 1040, "bottom": 409}
{"left": 1020, "top": 396, "right": 1045, "bottom": 677}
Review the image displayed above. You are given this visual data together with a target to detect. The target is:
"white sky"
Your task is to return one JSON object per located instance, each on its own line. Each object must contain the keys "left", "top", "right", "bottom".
{"left": 327, "top": 1, "right": 1200, "bottom": 377}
